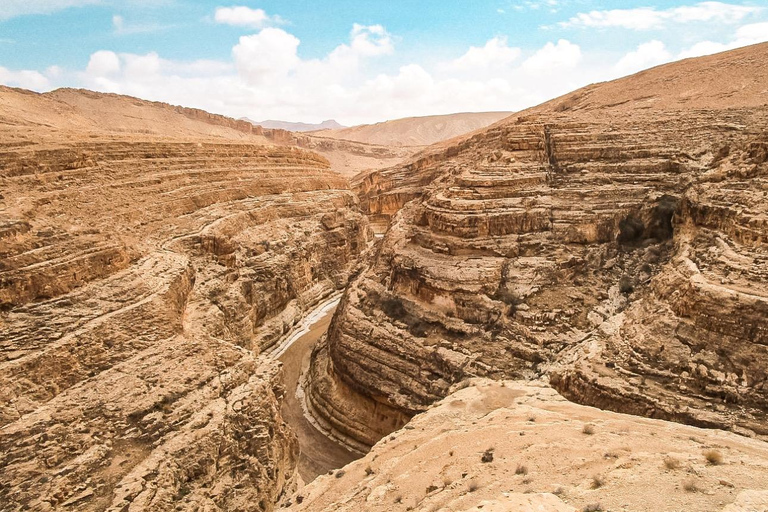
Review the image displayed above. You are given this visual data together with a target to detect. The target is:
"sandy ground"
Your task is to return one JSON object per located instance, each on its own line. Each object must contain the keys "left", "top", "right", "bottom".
{"left": 278, "top": 305, "right": 359, "bottom": 483}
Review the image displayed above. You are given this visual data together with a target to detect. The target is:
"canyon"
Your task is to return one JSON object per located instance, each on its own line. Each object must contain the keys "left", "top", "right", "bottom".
{"left": 1, "top": 42, "right": 767, "bottom": 512}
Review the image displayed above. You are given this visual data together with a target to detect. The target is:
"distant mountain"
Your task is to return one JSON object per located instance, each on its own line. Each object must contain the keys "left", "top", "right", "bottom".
{"left": 313, "top": 111, "right": 513, "bottom": 147}
{"left": 242, "top": 118, "right": 346, "bottom": 132}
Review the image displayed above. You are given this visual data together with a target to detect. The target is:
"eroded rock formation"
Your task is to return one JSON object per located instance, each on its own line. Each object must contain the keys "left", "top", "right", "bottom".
{"left": 309, "top": 43, "right": 768, "bottom": 448}
{"left": 0, "top": 87, "right": 370, "bottom": 510}
{"left": 291, "top": 380, "right": 768, "bottom": 512}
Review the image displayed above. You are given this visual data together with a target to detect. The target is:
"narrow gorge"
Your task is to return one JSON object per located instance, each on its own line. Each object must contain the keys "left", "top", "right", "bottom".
{"left": 2, "top": 42, "right": 768, "bottom": 512}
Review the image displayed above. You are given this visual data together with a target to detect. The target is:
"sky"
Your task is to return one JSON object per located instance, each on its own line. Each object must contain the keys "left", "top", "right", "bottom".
{"left": 0, "top": 1, "right": 767, "bottom": 125}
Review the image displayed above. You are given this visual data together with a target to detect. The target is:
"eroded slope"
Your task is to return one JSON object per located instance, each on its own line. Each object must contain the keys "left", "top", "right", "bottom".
{"left": 291, "top": 380, "right": 768, "bottom": 512}
{"left": 307, "top": 43, "right": 768, "bottom": 449}
{"left": 0, "top": 88, "right": 371, "bottom": 511}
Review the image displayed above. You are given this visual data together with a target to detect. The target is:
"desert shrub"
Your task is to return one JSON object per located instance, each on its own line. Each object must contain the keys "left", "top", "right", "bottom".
{"left": 704, "top": 449, "right": 723, "bottom": 465}
{"left": 481, "top": 448, "right": 494, "bottom": 463}
{"left": 664, "top": 456, "right": 681, "bottom": 470}
{"left": 394, "top": 494, "right": 403, "bottom": 503}
{"left": 515, "top": 464, "right": 528, "bottom": 475}
{"left": 590, "top": 475, "right": 605, "bottom": 489}
{"left": 619, "top": 276, "right": 634, "bottom": 294}
{"left": 683, "top": 479, "right": 699, "bottom": 492}
{"left": 467, "top": 480, "right": 480, "bottom": 492}
{"left": 583, "top": 504, "right": 603, "bottom": 512}
{"left": 582, "top": 424, "right": 595, "bottom": 435}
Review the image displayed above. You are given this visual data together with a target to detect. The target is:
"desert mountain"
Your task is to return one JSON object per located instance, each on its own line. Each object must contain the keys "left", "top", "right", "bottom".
{"left": 244, "top": 118, "right": 346, "bottom": 132}
{"left": 313, "top": 111, "right": 512, "bottom": 147}
{"left": 307, "top": 41, "right": 768, "bottom": 461}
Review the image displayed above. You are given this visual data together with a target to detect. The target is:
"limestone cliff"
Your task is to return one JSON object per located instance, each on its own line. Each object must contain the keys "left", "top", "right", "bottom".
{"left": 309, "top": 43, "right": 768, "bottom": 447}
{"left": 0, "top": 87, "right": 371, "bottom": 510}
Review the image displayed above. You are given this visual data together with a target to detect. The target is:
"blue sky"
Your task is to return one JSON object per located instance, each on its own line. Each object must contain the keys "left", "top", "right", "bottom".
{"left": 1, "top": 1, "right": 767, "bottom": 124}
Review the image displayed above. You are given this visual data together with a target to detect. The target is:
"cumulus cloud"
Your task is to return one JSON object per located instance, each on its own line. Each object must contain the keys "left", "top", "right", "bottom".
{"left": 7, "top": 6, "right": 765, "bottom": 127}
{"left": 442, "top": 36, "right": 522, "bottom": 72}
{"left": 64, "top": 29, "right": 593, "bottom": 125}
{"left": 214, "top": 6, "right": 284, "bottom": 29}
{"left": 521, "top": 39, "right": 581, "bottom": 72}
{"left": 232, "top": 28, "right": 300, "bottom": 85}
{"left": 86, "top": 50, "right": 121, "bottom": 76}
{"left": 614, "top": 40, "right": 673, "bottom": 76}
{"left": 0, "top": 66, "right": 50, "bottom": 90}
{"left": 560, "top": 1, "right": 762, "bottom": 30}
{"left": 678, "top": 21, "right": 768, "bottom": 58}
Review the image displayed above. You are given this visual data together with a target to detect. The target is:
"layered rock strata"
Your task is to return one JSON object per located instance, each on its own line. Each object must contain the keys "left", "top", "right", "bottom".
{"left": 0, "top": 88, "right": 371, "bottom": 510}
{"left": 310, "top": 44, "right": 768, "bottom": 447}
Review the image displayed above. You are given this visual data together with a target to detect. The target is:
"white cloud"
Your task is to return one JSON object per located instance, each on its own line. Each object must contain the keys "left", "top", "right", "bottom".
{"left": 214, "top": 6, "right": 284, "bottom": 29}
{"left": 614, "top": 40, "right": 673, "bottom": 76}
{"left": 0, "top": 66, "right": 50, "bottom": 90}
{"left": 112, "top": 14, "right": 172, "bottom": 35}
{"left": 442, "top": 36, "right": 522, "bottom": 72}
{"left": 9, "top": 14, "right": 764, "bottom": 126}
{"left": 513, "top": 0, "right": 563, "bottom": 13}
{"left": 560, "top": 2, "right": 762, "bottom": 30}
{"left": 0, "top": 0, "right": 100, "bottom": 20}
{"left": 86, "top": 50, "right": 121, "bottom": 76}
{"left": 63, "top": 30, "right": 594, "bottom": 125}
{"left": 232, "top": 28, "right": 300, "bottom": 85}
{"left": 521, "top": 39, "right": 581, "bottom": 72}
{"left": 677, "top": 21, "right": 768, "bottom": 58}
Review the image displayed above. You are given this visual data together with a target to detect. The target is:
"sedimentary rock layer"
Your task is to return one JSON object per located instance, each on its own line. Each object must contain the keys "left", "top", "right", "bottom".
{"left": 312, "top": 43, "right": 768, "bottom": 446}
{"left": 0, "top": 87, "right": 371, "bottom": 510}
{"left": 290, "top": 380, "right": 768, "bottom": 512}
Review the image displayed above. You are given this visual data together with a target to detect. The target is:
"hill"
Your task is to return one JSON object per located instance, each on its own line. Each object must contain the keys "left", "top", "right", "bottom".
{"left": 313, "top": 111, "right": 512, "bottom": 147}
{"left": 244, "top": 118, "right": 346, "bottom": 132}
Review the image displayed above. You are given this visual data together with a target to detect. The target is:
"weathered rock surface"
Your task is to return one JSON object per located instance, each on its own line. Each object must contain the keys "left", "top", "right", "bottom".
{"left": 310, "top": 43, "right": 768, "bottom": 447}
{"left": 290, "top": 380, "right": 768, "bottom": 512}
{"left": 0, "top": 87, "right": 370, "bottom": 510}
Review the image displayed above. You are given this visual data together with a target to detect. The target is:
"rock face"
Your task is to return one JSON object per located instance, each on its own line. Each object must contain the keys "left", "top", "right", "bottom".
{"left": 291, "top": 380, "right": 768, "bottom": 512}
{"left": 308, "top": 43, "right": 768, "bottom": 448}
{"left": 0, "top": 87, "right": 370, "bottom": 510}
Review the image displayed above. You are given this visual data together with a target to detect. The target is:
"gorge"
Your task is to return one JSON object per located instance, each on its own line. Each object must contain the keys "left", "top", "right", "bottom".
{"left": 1, "top": 42, "right": 768, "bottom": 512}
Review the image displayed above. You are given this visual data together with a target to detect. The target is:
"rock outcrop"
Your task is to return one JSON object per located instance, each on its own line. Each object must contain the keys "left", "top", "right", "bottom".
{"left": 0, "top": 87, "right": 370, "bottom": 510}
{"left": 308, "top": 43, "right": 768, "bottom": 448}
{"left": 291, "top": 380, "right": 768, "bottom": 512}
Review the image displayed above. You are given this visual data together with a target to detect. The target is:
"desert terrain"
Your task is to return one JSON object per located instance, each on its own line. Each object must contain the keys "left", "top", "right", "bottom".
{"left": 1, "top": 40, "right": 767, "bottom": 512}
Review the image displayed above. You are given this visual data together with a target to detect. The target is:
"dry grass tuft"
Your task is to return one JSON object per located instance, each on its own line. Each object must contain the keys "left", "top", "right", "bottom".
{"left": 583, "top": 424, "right": 595, "bottom": 435}
{"left": 683, "top": 479, "right": 699, "bottom": 493}
{"left": 582, "top": 504, "right": 603, "bottom": 512}
{"left": 515, "top": 464, "right": 529, "bottom": 475}
{"left": 704, "top": 449, "right": 723, "bottom": 465}
{"left": 590, "top": 474, "right": 605, "bottom": 489}
{"left": 664, "top": 456, "right": 681, "bottom": 470}
{"left": 467, "top": 480, "right": 480, "bottom": 493}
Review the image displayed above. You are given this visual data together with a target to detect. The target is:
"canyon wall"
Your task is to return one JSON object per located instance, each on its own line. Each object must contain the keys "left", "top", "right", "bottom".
{"left": 0, "top": 87, "right": 371, "bottom": 510}
{"left": 308, "top": 43, "right": 768, "bottom": 448}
